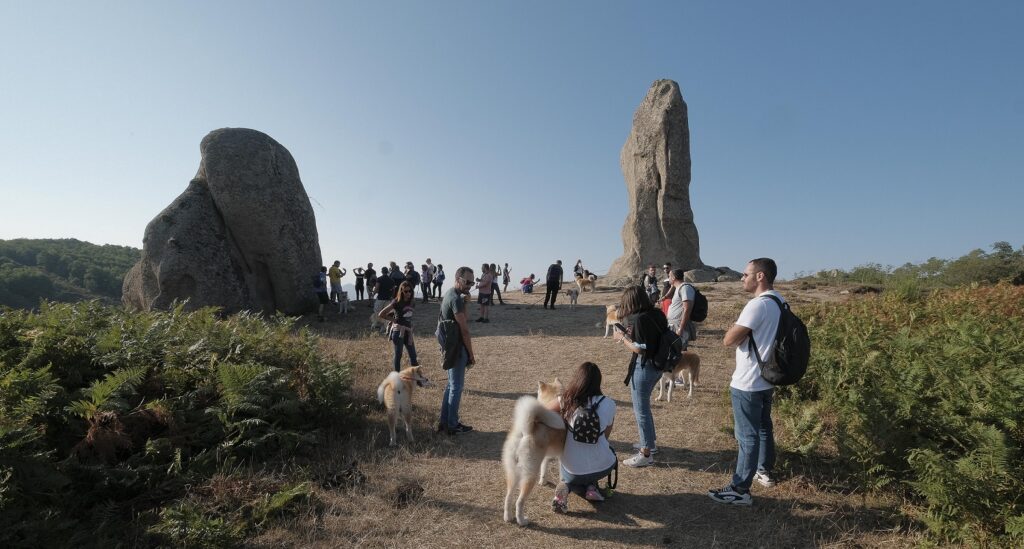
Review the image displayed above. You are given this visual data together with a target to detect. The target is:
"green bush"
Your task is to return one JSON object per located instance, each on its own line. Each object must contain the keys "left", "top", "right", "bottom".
{"left": 0, "top": 301, "right": 352, "bottom": 547}
{"left": 779, "top": 284, "right": 1024, "bottom": 545}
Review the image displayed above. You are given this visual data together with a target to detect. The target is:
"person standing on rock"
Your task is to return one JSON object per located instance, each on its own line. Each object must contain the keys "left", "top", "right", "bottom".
{"left": 502, "top": 262, "right": 511, "bottom": 294}
{"left": 490, "top": 263, "right": 505, "bottom": 305}
{"left": 574, "top": 259, "right": 585, "bottom": 279}
{"left": 432, "top": 264, "right": 445, "bottom": 298}
{"left": 708, "top": 258, "right": 782, "bottom": 505}
{"left": 420, "top": 264, "right": 433, "bottom": 303}
{"left": 371, "top": 267, "right": 396, "bottom": 332}
{"left": 436, "top": 267, "right": 476, "bottom": 435}
{"left": 404, "top": 262, "right": 421, "bottom": 301}
{"left": 364, "top": 263, "right": 377, "bottom": 308}
{"left": 353, "top": 266, "right": 366, "bottom": 302}
{"left": 329, "top": 260, "right": 347, "bottom": 304}
{"left": 475, "top": 264, "right": 493, "bottom": 323}
{"left": 314, "top": 266, "right": 330, "bottom": 322}
{"left": 543, "top": 260, "right": 563, "bottom": 309}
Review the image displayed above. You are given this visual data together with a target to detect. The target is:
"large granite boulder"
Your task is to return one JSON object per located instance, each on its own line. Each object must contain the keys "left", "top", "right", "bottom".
{"left": 606, "top": 80, "right": 703, "bottom": 284}
{"left": 123, "top": 128, "right": 321, "bottom": 315}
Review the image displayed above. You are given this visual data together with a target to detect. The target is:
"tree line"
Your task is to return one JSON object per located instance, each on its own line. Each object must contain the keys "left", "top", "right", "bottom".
{"left": 0, "top": 239, "right": 140, "bottom": 308}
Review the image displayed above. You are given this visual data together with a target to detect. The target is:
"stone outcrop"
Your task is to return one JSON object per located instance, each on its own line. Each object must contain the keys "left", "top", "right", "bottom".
{"left": 123, "top": 128, "right": 322, "bottom": 315}
{"left": 606, "top": 80, "right": 703, "bottom": 284}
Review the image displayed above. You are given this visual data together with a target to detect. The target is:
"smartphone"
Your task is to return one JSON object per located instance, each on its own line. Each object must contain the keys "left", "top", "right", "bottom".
{"left": 613, "top": 322, "right": 627, "bottom": 333}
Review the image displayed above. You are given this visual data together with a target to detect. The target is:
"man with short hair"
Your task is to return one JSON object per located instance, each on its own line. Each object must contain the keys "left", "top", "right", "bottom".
{"left": 364, "top": 263, "right": 377, "bottom": 308}
{"left": 371, "top": 267, "right": 396, "bottom": 332}
{"left": 543, "top": 260, "right": 563, "bottom": 309}
{"left": 708, "top": 258, "right": 783, "bottom": 505}
{"left": 642, "top": 264, "right": 660, "bottom": 304}
{"left": 666, "top": 268, "right": 697, "bottom": 349}
{"left": 437, "top": 267, "right": 477, "bottom": 435}
{"left": 328, "top": 260, "right": 346, "bottom": 304}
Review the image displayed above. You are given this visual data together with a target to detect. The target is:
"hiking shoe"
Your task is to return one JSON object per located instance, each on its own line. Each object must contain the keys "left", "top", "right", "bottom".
{"left": 481, "top": 318, "right": 490, "bottom": 323}
{"left": 631, "top": 442, "right": 659, "bottom": 454}
{"left": 707, "top": 486, "right": 752, "bottom": 505}
{"left": 552, "top": 483, "right": 569, "bottom": 513}
{"left": 475, "top": 318, "right": 485, "bottom": 323}
{"left": 754, "top": 470, "right": 776, "bottom": 487}
{"left": 584, "top": 485, "right": 605, "bottom": 502}
{"left": 453, "top": 423, "right": 473, "bottom": 434}
{"left": 622, "top": 451, "right": 654, "bottom": 468}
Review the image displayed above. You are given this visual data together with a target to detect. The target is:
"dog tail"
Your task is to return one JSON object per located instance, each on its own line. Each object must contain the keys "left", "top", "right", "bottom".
{"left": 687, "top": 352, "right": 701, "bottom": 384}
{"left": 512, "top": 396, "right": 565, "bottom": 435}
{"left": 377, "top": 372, "right": 399, "bottom": 403}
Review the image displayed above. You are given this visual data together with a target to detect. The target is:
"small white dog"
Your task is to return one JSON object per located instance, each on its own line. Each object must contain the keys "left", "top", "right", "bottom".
{"left": 337, "top": 291, "right": 349, "bottom": 314}
{"left": 377, "top": 366, "right": 432, "bottom": 446}
{"left": 564, "top": 288, "right": 579, "bottom": 310}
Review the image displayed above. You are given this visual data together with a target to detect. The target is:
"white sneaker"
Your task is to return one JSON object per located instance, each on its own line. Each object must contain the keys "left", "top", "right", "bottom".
{"left": 622, "top": 451, "right": 654, "bottom": 468}
{"left": 754, "top": 470, "right": 776, "bottom": 487}
{"left": 631, "top": 442, "right": 659, "bottom": 454}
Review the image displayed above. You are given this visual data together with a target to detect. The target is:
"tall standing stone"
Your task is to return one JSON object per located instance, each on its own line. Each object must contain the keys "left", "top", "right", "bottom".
{"left": 606, "top": 80, "right": 703, "bottom": 283}
{"left": 123, "top": 128, "right": 322, "bottom": 315}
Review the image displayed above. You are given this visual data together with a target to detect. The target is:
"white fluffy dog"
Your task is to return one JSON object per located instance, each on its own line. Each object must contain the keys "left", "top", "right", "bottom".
{"left": 502, "top": 380, "right": 564, "bottom": 526}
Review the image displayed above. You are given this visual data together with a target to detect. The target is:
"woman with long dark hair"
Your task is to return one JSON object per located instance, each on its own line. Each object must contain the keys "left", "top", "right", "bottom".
{"left": 377, "top": 281, "right": 419, "bottom": 372}
{"left": 613, "top": 285, "right": 666, "bottom": 468}
{"left": 551, "top": 361, "right": 616, "bottom": 513}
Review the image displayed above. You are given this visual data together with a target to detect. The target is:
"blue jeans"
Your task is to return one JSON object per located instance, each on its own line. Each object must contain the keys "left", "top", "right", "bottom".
{"left": 439, "top": 346, "right": 468, "bottom": 430}
{"left": 730, "top": 387, "right": 776, "bottom": 492}
{"left": 390, "top": 332, "right": 418, "bottom": 372}
{"left": 630, "top": 358, "right": 660, "bottom": 450}
{"left": 560, "top": 459, "right": 616, "bottom": 489}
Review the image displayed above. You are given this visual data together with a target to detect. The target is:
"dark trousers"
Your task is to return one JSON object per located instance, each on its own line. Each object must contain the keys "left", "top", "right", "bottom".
{"left": 492, "top": 282, "right": 503, "bottom": 303}
{"left": 544, "top": 283, "right": 560, "bottom": 307}
{"left": 421, "top": 282, "right": 431, "bottom": 302}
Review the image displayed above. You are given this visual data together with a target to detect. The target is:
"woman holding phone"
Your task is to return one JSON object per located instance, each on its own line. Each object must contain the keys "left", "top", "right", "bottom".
{"left": 613, "top": 286, "right": 667, "bottom": 468}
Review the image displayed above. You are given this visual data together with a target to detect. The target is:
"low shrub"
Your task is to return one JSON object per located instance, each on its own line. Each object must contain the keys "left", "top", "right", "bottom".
{"left": 0, "top": 301, "right": 352, "bottom": 547}
{"left": 778, "top": 284, "right": 1024, "bottom": 545}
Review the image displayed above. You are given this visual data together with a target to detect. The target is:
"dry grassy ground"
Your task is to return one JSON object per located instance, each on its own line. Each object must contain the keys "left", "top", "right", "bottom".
{"left": 252, "top": 282, "right": 921, "bottom": 548}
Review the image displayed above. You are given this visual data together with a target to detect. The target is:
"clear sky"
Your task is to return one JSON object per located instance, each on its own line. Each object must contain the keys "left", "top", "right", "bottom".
{"left": 1, "top": 1, "right": 1021, "bottom": 279}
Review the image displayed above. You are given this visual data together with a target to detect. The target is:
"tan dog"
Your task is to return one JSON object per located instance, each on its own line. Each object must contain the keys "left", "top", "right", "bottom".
{"left": 502, "top": 379, "right": 564, "bottom": 526}
{"left": 564, "top": 288, "right": 579, "bottom": 310}
{"left": 655, "top": 351, "right": 701, "bottom": 401}
{"left": 603, "top": 304, "right": 621, "bottom": 338}
{"left": 575, "top": 273, "right": 597, "bottom": 293}
{"left": 376, "top": 366, "right": 432, "bottom": 446}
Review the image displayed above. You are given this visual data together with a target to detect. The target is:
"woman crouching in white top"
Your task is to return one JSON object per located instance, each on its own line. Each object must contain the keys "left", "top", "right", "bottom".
{"left": 552, "top": 361, "right": 616, "bottom": 513}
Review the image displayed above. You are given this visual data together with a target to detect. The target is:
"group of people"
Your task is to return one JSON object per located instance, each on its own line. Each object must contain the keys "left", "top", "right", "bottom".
{"left": 324, "top": 254, "right": 786, "bottom": 510}
{"left": 553, "top": 257, "right": 785, "bottom": 509}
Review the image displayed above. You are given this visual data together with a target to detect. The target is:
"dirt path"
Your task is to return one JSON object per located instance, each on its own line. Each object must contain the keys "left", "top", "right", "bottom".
{"left": 255, "top": 282, "right": 916, "bottom": 548}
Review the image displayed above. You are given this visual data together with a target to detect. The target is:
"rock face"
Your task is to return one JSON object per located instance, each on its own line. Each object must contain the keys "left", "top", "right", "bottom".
{"left": 606, "top": 80, "right": 702, "bottom": 284}
{"left": 123, "top": 128, "right": 322, "bottom": 315}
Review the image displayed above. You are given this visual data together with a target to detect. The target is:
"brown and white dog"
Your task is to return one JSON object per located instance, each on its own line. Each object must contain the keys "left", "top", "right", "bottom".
{"left": 603, "top": 305, "right": 621, "bottom": 338}
{"left": 575, "top": 273, "right": 598, "bottom": 293}
{"left": 502, "top": 379, "right": 564, "bottom": 526}
{"left": 655, "top": 351, "right": 701, "bottom": 401}
{"left": 376, "top": 366, "right": 432, "bottom": 446}
{"left": 564, "top": 288, "right": 579, "bottom": 310}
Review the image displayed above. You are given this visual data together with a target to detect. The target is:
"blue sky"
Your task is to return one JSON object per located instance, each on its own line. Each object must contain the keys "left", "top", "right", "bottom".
{"left": 1, "top": 1, "right": 1021, "bottom": 279}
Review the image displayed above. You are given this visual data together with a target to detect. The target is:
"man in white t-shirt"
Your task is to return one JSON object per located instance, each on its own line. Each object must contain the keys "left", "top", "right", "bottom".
{"left": 666, "top": 268, "right": 698, "bottom": 347}
{"left": 708, "top": 258, "right": 783, "bottom": 506}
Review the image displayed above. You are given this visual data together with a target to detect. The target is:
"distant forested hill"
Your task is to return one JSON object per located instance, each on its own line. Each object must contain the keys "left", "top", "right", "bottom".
{"left": 0, "top": 239, "right": 140, "bottom": 308}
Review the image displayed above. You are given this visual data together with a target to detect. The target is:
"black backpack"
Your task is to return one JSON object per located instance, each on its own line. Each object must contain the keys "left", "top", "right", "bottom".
{"left": 749, "top": 294, "right": 811, "bottom": 386}
{"left": 652, "top": 327, "right": 684, "bottom": 372}
{"left": 683, "top": 284, "right": 709, "bottom": 322}
{"left": 568, "top": 396, "right": 606, "bottom": 444}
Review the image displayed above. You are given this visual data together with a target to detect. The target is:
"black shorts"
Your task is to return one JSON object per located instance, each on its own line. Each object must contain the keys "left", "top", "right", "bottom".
{"left": 317, "top": 291, "right": 330, "bottom": 304}
{"left": 477, "top": 293, "right": 493, "bottom": 306}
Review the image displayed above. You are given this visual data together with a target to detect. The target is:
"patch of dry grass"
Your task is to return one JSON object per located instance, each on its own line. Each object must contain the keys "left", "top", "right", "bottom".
{"left": 251, "top": 283, "right": 922, "bottom": 548}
